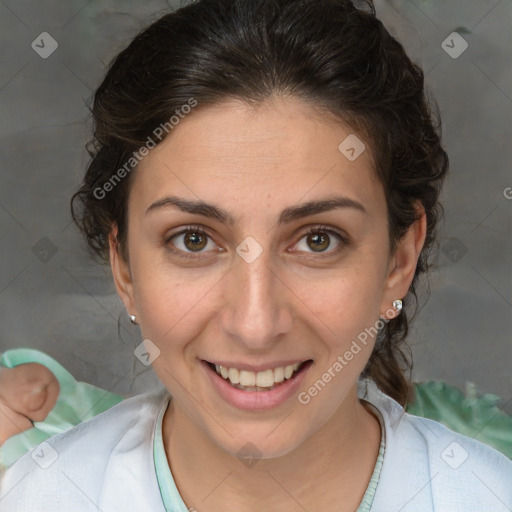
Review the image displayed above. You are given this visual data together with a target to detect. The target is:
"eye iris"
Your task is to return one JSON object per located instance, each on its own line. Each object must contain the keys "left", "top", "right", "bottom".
{"left": 308, "top": 232, "right": 329, "bottom": 252}
{"left": 185, "top": 231, "right": 207, "bottom": 251}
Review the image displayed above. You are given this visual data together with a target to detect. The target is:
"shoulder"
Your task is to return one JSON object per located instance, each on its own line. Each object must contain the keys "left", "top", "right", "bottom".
{"left": 361, "top": 379, "right": 512, "bottom": 511}
{"left": 0, "top": 389, "right": 170, "bottom": 512}
{"left": 405, "top": 412, "right": 512, "bottom": 501}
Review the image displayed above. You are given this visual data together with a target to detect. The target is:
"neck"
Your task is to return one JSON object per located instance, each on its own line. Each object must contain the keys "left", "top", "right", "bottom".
{"left": 162, "top": 384, "right": 382, "bottom": 512}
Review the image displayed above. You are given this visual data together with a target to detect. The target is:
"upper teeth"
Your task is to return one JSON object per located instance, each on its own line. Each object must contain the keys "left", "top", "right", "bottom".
{"left": 215, "top": 363, "right": 302, "bottom": 387}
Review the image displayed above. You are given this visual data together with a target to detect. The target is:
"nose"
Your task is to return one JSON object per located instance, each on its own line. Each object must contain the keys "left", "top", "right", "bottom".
{"left": 219, "top": 246, "right": 293, "bottom": 352}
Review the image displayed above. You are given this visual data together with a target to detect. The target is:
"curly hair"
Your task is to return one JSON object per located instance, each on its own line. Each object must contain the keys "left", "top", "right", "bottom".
{"left": 70, "top": 0, "right": 449, "bottom": 407}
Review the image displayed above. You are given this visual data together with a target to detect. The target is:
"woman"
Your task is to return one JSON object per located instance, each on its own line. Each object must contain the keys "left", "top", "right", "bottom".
{"left": 1, "top": 0, "right": 511, "bottom": 510}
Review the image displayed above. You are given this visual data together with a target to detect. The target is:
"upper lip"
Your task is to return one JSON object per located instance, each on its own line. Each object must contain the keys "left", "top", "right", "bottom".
{"left": 202, "top": 358, "right": 312, "bottom": 372}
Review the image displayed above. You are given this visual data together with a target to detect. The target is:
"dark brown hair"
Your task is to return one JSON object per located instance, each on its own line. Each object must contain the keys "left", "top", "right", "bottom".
{"left": 71, "top": 0, "right": 449, "bottom": 407}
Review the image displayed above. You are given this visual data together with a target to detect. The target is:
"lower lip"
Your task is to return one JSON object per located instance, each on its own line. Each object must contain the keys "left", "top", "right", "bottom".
{"left": 201, "top": 360, "right": 313, "bottom": 411}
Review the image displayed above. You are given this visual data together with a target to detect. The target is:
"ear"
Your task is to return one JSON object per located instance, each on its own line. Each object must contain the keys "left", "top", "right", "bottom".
{"left": 379, "top": 202, "right": 427, "bottom": 319}
{"left": 109, "top": 224, "right": 137, "bottom": 318}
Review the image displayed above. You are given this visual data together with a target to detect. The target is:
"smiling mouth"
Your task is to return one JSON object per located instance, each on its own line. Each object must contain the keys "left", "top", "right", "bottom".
{"left": 204, "top": 360, "right": 313, "bottom": 391}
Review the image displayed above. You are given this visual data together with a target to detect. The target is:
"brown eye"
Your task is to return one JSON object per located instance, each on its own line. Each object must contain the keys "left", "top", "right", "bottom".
{"left": 306, "top": 232, "right": 330, "bottom": 252}
{"left": 182, "top": 230, "right": 208, "bottom": 251}
{"left": 165, "top": 226, "right": 218, "bottom": 258}
{"left": 295, "top": 226, "right": 348, "bottom": 255}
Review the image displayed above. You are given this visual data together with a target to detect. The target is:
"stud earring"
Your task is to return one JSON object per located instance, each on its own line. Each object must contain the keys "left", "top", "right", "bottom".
{"left": 129, "top": 314, "right": 137, "bottom": 325}
{"left": 392, "top": 299, "right": 403, "bottom": 311}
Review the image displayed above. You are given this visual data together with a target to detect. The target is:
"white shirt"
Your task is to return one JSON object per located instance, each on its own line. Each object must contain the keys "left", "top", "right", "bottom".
{"left": 1, "top": 379, "right": 511, "bottom": 511}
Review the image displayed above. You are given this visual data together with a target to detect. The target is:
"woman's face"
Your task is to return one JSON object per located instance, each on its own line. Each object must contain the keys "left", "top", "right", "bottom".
{"left": 111, "top": 96, "right": 423, "bottom": 458}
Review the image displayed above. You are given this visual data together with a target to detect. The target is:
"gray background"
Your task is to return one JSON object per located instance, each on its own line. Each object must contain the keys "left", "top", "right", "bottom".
{"left": 0, "top": 0, "right": 510, "bottom": 412}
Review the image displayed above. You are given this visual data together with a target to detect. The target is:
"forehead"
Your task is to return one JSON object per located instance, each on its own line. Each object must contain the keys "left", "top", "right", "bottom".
{"left": 131, "top": 96, "right": 382, "bottom": 218}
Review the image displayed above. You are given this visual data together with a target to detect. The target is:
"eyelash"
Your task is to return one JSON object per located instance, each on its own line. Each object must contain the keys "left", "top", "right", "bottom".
{"left": 164, "top": 224, "right": 348, "bottom": 260}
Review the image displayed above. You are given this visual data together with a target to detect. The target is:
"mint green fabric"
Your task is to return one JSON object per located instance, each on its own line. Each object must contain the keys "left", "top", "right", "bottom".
{"left": 0, "top": 348, "right": 124, "bottom": 469}
{"left": 356, "top": 401, "right": 386, "bottom": 511}
{"left": 153, "top": 399, "right": 189, "bottom": 512}
{"left": 406, "top": 380, "right": 512, "bottom": 459}
{"left": 152, "top": 396, "right": 386, "bottom": 511}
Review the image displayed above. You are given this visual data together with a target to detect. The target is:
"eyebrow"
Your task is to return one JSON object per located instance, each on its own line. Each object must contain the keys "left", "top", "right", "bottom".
{"left": 145, "top": 194, "right": 366, "bottom": 225}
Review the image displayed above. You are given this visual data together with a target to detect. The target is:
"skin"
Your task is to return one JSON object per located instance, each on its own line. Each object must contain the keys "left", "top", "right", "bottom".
{"left": 0, "top": 363, "right": 60, "bottom": 444}
{"left": 110, "top": 95, "right": 426, "bottom": 512}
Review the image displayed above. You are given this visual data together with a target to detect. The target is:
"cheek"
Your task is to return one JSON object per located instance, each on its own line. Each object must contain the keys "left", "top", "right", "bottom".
{"left": 135, "top": 277, "right": 192, "bottom": 343}
{"left": 130, "top": 256, "right": 217, "bottom": 357}
{"left": 297, "top": 258, "right": 387, "bottom": 385}
{"left": 302, "top": 257, "right": 385, "bottom": 336}
{"left": 133, "top": 274, "right": 201, "bottom": 388}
